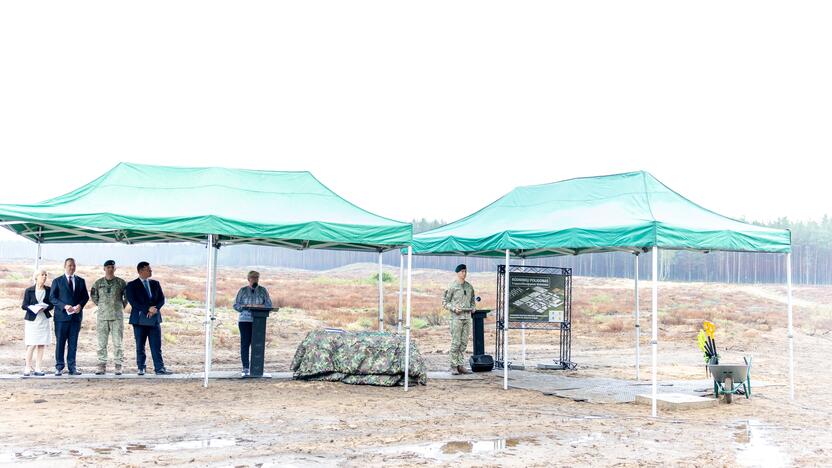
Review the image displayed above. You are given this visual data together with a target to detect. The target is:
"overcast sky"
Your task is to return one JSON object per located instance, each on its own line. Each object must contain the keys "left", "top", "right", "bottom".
{"left": 1, "top": 1, "right": 829, "bottom": 242}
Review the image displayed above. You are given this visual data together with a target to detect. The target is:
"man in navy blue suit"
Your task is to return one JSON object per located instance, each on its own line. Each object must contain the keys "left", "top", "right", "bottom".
{"left": 49, "top": 258, "right": 89, "bottom": 376}
{"left": 125, "top": 261, "right": 171, "bottom": 375}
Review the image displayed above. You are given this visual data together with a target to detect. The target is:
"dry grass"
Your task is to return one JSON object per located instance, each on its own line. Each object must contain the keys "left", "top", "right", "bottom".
{"left": 598, "top": 317, "right": 626, "bottom": 333}
{"left": 1, "top": 262, "right": 830, "bottom": 345}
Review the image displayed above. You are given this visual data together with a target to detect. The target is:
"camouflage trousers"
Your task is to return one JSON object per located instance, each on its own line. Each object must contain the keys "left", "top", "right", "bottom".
{"left": 97, "top": 318, "right": 124, "bottom": 365}
{"left": 449, "top": 316, "right": 472, "bottom": 367}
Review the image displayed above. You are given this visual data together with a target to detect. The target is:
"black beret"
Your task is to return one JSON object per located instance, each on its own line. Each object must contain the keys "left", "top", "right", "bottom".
{"left": 103, "top": 259, "right": 116, "bottom": 267}
{"left": 455, "top": 264, "right": 467, "bottom": 273}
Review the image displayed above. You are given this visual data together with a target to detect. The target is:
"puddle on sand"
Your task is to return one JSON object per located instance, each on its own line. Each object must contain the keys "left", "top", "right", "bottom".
{"left": 735, "top": 419, "right": 789, "bottom": 467}
{"left": 1, "top": 438, "right": 237, "bottom": 463}
{"left": 376, "top": 437, "right": 534, "bottom": 459}
{"left": 153, "top": 438, "right": 237, "bottom": 451}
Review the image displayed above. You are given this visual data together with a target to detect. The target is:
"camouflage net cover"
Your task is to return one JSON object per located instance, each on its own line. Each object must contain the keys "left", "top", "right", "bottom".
{"left": 290, "top": 329, "right": 427, "bottom": 386}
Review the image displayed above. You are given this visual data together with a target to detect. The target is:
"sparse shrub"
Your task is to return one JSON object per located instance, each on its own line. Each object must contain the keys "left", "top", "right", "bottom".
{"left": 424, "top": 309, "right": 448, "bottom": 327}
{"left": 599, "top": 317, "right": 625, "bottom": 333}
{"left": 4, "top": 281, "right": 29, "bottom": 291}
{"left": 662, "top": 311, "right": 689, "bottom": 326}
{"left": 182, "top": 290, "right": 203, "bottom": 302}
{"left": 369, "top": 272, "right": 395, "bottom": 283}
{"left": 168, "top": 295, "right": 193, "bottom": 306}
{"left": 411, "top": 318, "right": 428, "bottom": 330}
{"left": 384, "top": 305, "right": 400, "bottom": 326}
{"left": 215, "top": 295, "right": 231, "bottom": 308}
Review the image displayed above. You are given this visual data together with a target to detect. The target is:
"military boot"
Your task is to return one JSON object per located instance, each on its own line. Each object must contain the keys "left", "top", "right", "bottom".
{"left": 457, "top": 365, "right": 471, "bottom": 375}
{"left": 95, "top": 363, "right": 106, "bottom": 375}
{"left": 450, "top": 366, "right": 460, "bottom": 375}
{"left": 114, "top": 364, "right": 123, "bottom": 376}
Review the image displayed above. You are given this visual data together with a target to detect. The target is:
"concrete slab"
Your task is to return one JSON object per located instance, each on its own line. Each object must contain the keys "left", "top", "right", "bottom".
{"left": 635, "top": 393, "right": 718, "bottom": 410}
{"left": 502, "top": 370, "right": 769, "bottom": 404}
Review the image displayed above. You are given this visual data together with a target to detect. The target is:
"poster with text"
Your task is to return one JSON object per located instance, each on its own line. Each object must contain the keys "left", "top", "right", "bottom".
{"left": 508, "top": 273, "right": 566, "bottom": 322}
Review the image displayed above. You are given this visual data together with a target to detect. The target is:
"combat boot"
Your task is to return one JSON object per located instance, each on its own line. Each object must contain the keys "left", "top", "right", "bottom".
{"left": 457, "top": 365, "right": 471, "bottom": 374}
{"left": 450, "top": 366, "right": 460, "bottom": 375}
{"left": 95, "top": 363, "right": 106, "bottom": 375}
{"left": 114, "top": 364, "right": 123, "bottom": 375}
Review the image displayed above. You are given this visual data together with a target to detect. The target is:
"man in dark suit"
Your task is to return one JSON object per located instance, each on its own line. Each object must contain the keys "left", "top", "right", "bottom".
{"left": 125, "top": 261, "right": 171, "bottom": 375}
{"left": 49, "top": 258, "right": 89, "bottom": 376}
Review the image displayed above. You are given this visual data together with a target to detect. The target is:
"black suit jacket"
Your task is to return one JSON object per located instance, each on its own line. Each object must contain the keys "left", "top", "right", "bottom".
{"left": 49, "top": 275, "right": 89, "bottom": 323}
{"left": 126, "top": 278, "right": 165, "bottom": 326}
{"left": 22, "top": 286, "right": 54, "bottom": 321}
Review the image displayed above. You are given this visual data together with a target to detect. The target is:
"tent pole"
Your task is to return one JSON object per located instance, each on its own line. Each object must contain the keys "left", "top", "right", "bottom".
{"left": 634, "top": 253, "right": 640, "bottom": 381}
{"left": 521, "top": 258, "right": 526, "bottom": 368}
{"left": 203, "top": 235, "right": 214, "bottom": 388}
{"left": 651, "top": 246, "right": 658, "bottom": 417}
{"left": 404, "top": 246, "right": 413, "bottom": 391}
{"left": 203, "top": 234, "right": 218, "bottom": 388}
{"left": 397, "top": 252, "right": 404, "bottom": 333}
{"left": 378, "top": 251, "right": 384, "bottom": 332}
{"left": 786, "top": 252, "right": 794, "bottom": 400}
{"left": 33, "top": 241, "right": 42, "bottom": 274}
{"left": 504, "top": 249, "right": 510, "bottom": 390}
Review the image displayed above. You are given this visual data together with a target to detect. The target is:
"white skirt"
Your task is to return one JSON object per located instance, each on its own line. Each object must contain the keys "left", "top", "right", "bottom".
{"left": 24, "top": 312, "right": 52, "bottom": 346}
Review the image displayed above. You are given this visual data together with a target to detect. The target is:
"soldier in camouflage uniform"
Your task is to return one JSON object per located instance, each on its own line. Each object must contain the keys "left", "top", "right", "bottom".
{"left": 90, "top": 260, "right": 128, "bottom": 375}
{"left": 442, "top": 264, "right": 475, "bottom": 375}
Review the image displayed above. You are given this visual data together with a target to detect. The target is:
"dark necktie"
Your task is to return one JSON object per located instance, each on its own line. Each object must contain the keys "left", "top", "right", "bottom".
{"left": 68, "top": 276, "right": 74, "bottom": 295}
{"left": 143, "top": 280, "right": 152, "bottom": 298}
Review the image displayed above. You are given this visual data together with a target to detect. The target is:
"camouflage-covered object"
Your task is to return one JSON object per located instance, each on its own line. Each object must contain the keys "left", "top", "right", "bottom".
{"left": 291, "top": 330, "right": 427, "bottom": 386}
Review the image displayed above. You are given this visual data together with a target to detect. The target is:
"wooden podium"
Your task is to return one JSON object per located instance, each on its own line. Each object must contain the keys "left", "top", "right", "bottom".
{"left": 245, "top": 306, "right": 277, "bottom": 378}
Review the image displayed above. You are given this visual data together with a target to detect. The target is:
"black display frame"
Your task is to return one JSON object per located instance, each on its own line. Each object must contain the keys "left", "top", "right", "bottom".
{"left": 495, "top": 264, "right": 575, "bottom": 370}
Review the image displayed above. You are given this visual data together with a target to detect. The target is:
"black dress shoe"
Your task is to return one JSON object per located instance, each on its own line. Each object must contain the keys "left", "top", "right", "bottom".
{"left": 137, "top": 369, "right": 145, "bottom": 376}
{"left": 33, "top": 371, "right": 45, "bottom": 377}
{"left": 68, "top": 370, "right": 82, "bottom": 376}
{"left": 55, "top": 370, "right": 63, "bottom": 376}
{"left": 155, "top": 369, "right": 173, "bottom": 375}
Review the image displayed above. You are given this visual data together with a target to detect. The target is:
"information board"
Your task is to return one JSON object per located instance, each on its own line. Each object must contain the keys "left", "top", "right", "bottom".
{"left": 507, "top": 272, "right": 566, "bottom": 322}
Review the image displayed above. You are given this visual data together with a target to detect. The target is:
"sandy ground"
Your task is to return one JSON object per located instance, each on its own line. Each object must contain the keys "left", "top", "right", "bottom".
{"left": 1, "top": 262, "right": 831, "bottom": 466}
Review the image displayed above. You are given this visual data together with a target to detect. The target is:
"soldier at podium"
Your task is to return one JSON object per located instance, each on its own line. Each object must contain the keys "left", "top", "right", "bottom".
{"left": 233, "top": 271, "right": 273, "bottom": 377}
{"left": 443, "top": 264, "right": 476, "bottom": 375}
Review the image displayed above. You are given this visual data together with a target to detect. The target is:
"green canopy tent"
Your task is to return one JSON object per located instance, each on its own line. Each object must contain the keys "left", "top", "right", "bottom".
{"left": 0, "top": 162, "right": 415, "bottom": 387}
{"left": 410, "top": 171, "right": 793, "bottom": 415}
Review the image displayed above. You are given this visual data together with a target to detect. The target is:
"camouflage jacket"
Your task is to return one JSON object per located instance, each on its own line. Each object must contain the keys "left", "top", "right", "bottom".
{"left": 90, "top": 277, "right": 128, "bottom": 321}
{"left": 442, "top": 280, "right": 475, "bottom": 316}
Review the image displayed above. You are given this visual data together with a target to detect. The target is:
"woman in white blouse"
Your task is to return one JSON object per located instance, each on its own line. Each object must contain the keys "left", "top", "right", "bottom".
{"left": 22, "top": 270, "right": 54, "bottom": 376}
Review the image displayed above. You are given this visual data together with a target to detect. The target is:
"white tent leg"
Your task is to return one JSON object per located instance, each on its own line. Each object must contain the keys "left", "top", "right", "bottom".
{"left": 378, "top": 251, "right": 384, "bottom": 331}
{"left": 203, "top": 234, "right": 218, "bottom": 388}
{"left": 634, "top": 253, "right": 640, "bottom": 381}
{"left": 33, "top": 242, "right": 42, "bottom": 274}
{"left": 404, "top": 246, "right": 413, "bottom": 391}
{"left": 651, "top": 246, "right": 658, "bottom": 417}
{"left": 397, "top": 253, "right": 404, "bottom": 333}
{"left": 786, "top": 252, "right": 794, "bottom": 400}
{"left": 521, "top": 258, "right": 526, "bottom": 367}
{"left": 504, "top": 249, "right": 510, "bottom": 390}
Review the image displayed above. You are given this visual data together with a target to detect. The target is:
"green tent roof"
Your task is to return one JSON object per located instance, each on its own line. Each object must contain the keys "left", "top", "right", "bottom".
{"left": 0, "top": 162, "right": 411, "bottom": 251}
{"left": 411, "top": 171, "right": 790, "bottom": 257}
